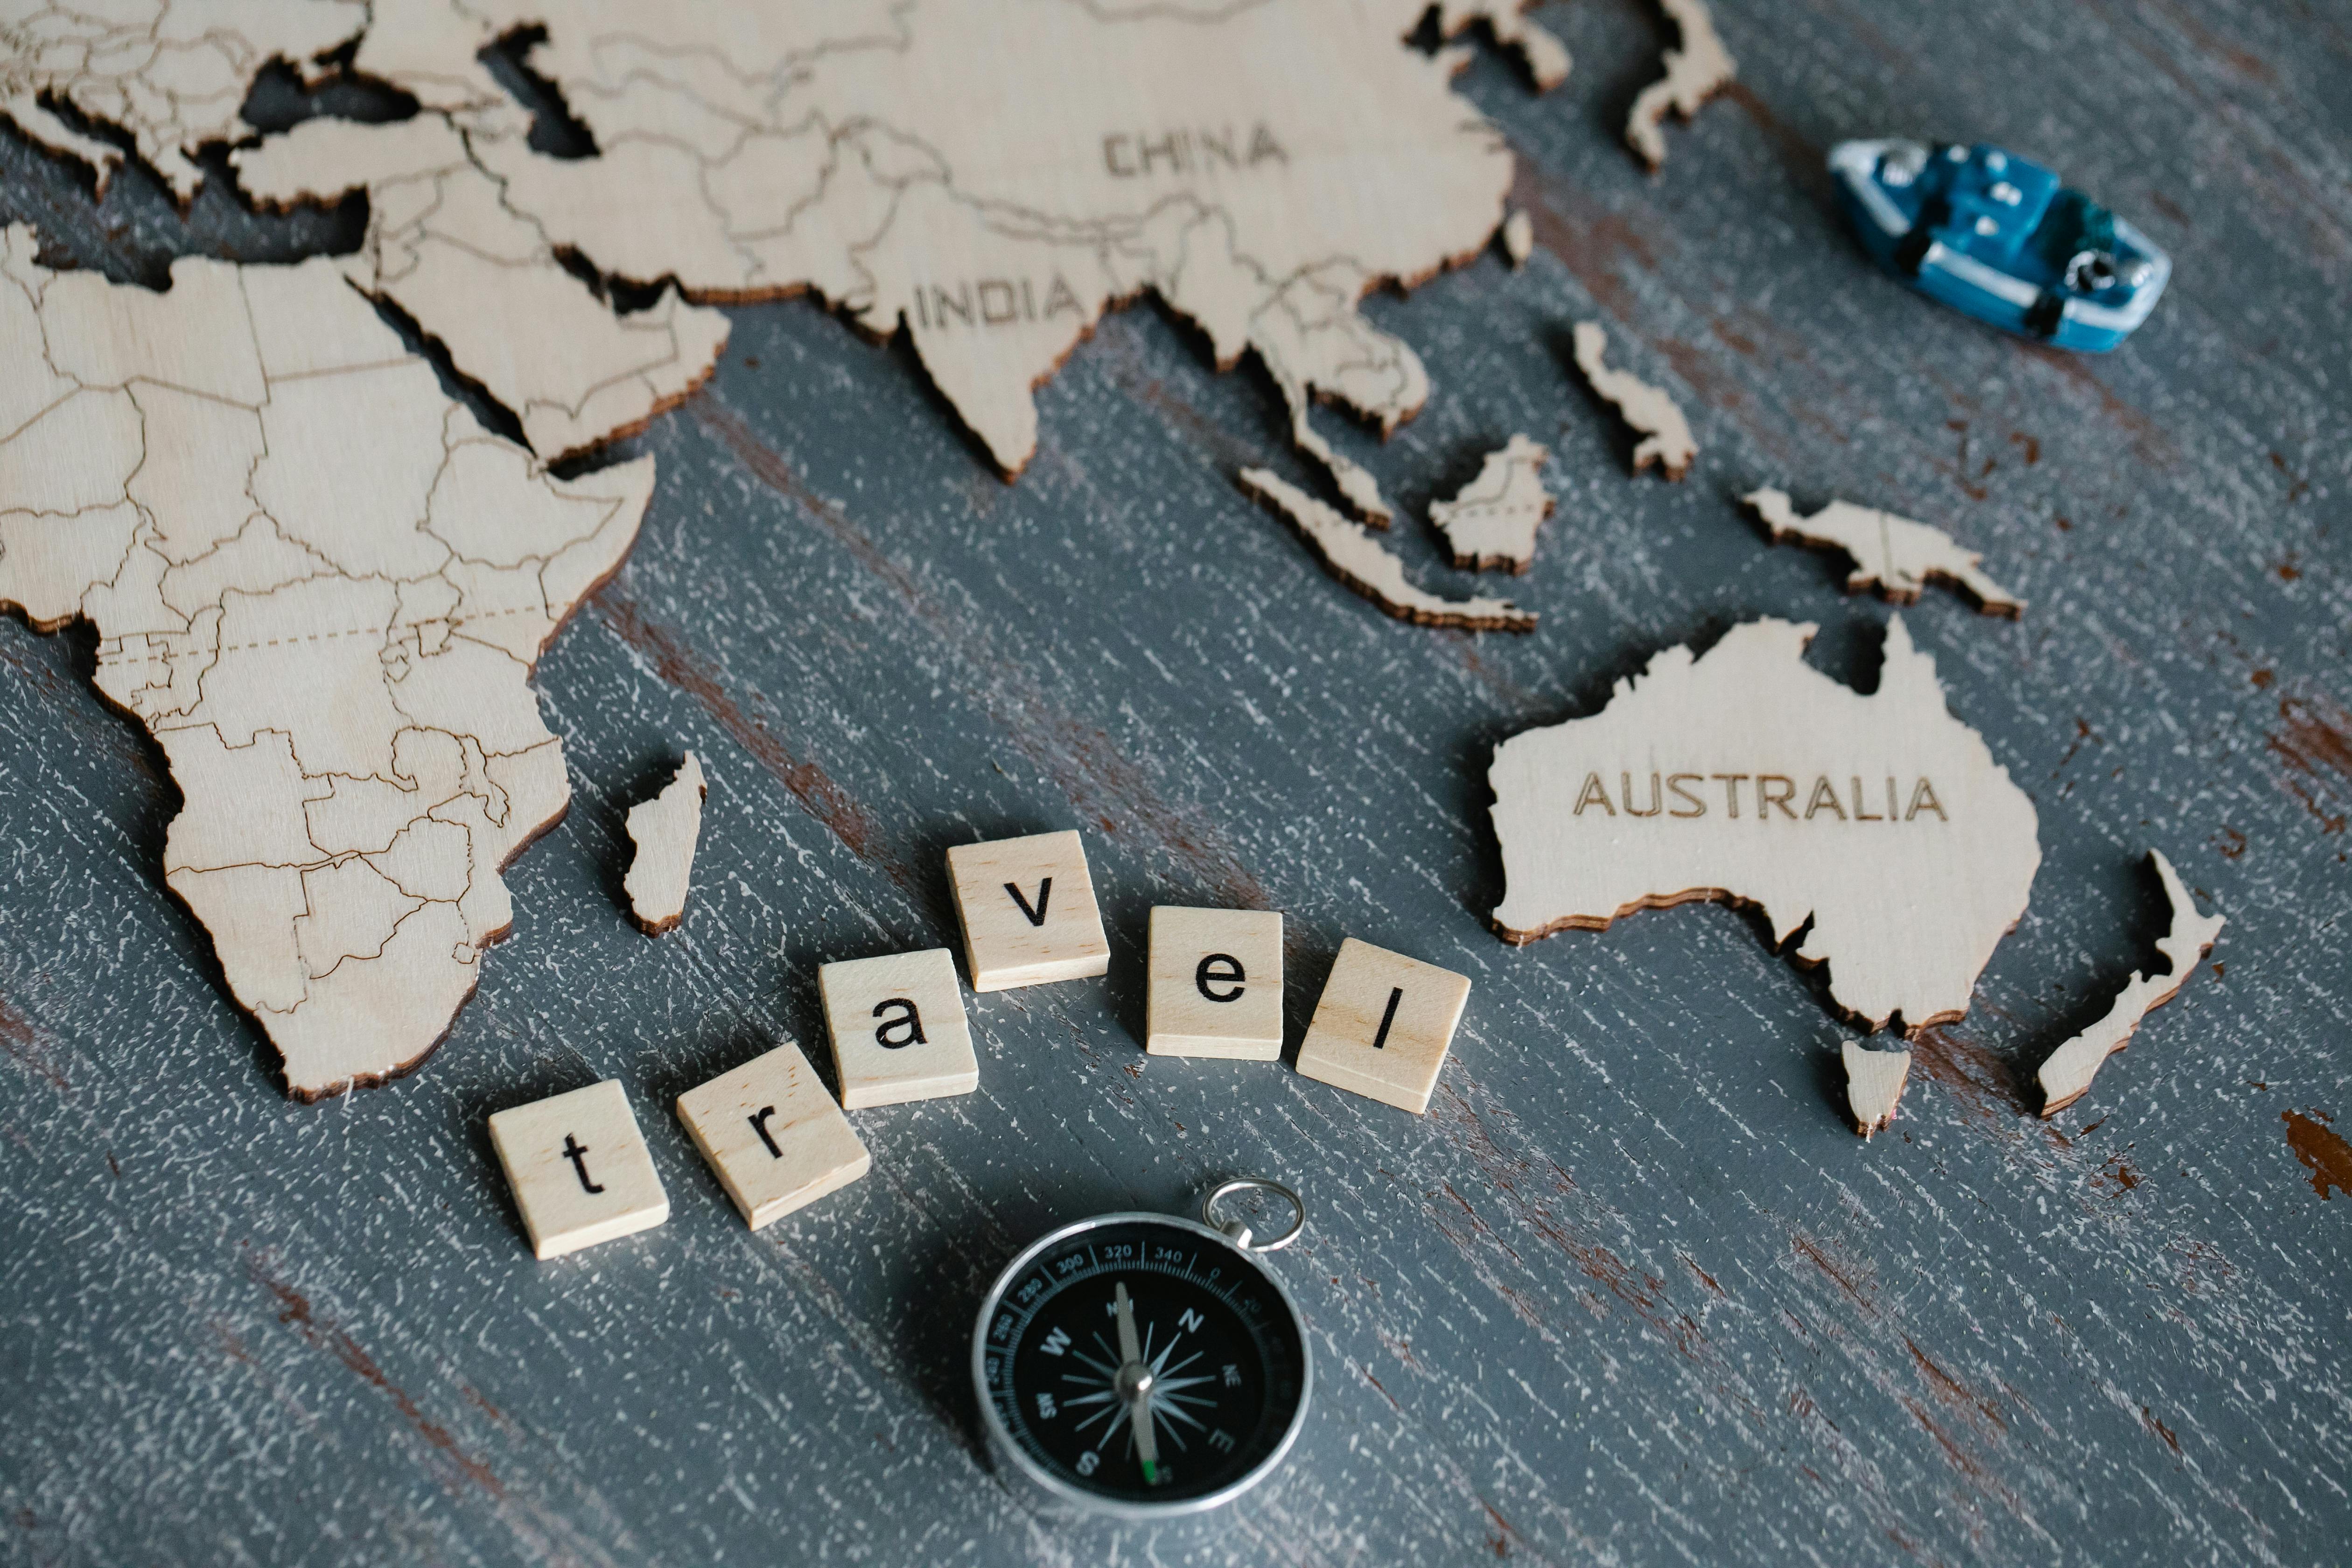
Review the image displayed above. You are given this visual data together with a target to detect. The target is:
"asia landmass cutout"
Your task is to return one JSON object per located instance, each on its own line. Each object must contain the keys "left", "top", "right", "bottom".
{"left": 219, "top": 0, "right": 1561, "bottom": 518}
{"left": 0, "top": 225, "right": 651, "bottom": 1098}
{"left": 1489, "top": 617, "right": 2040, "bottom": 1036}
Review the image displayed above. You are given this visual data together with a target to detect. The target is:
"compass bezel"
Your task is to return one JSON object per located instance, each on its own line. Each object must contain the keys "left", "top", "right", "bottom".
{"left": 971, "top": 1210, "right": 1313, "bottom": 1523}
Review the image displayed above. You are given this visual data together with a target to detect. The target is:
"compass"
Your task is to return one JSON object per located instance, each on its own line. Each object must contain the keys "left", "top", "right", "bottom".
{"left": 972, "top": 1178, "right": 1312, "bottom": 1523}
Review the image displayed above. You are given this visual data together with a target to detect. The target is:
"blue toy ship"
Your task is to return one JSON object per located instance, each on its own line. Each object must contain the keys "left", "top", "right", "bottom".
{"left": 1829, "top": 139, "right": 2169, "bottom": 352}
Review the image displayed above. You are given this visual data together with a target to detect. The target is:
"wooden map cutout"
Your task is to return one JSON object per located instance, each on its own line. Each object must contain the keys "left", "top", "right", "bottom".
{"left": 234, "top": 116, "right": 731, "bottom": 465}
{"left": 1432, "top": 1, "right": 1571, "bottom": 91}
{"left": 623, "top": 752, "right": 707, "bottom": 936}
{"left": 2037, "top": 850, "right": 2224, "bottom": 1116}
{"left": 0, "top": 224, "right": 651, "bottom": 1099}
{"left": 1625, "top": 0, "right": 1737, "bottom": 173}
{"left": 1746, "top": 488, "right": 2023, "bottom": 616}
{"left": 1241, "top": 468, "right": 1536, "bottom": 632}
{"left": 1489, "top": 616, "right": 2040, "bottom": 1033}
{"left": 1429, "top": 435, "right": 1554, "bottom": 572}
{"left": 1573, "top": 322, "right": 1696, "bottom": 480}
{"left": 1842, "top": 1041, "right": 1912, "bottom": 1138}
{"left": 0, "top": 1, "right": 366, "bottom": 201}
{"left": 1501, "top": 210, "right": 1533, "bottom": 270}
{"left": 0, "top": 1, "right": 1583, "bottom": 1095}
{"left": 211, "top": 0, "right": 1557, "bottom": 508}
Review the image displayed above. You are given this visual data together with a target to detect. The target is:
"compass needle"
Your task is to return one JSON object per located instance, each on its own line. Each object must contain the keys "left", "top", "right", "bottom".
{"left": 1113, "top": 1282, "right": 1162, "bottom": 1484}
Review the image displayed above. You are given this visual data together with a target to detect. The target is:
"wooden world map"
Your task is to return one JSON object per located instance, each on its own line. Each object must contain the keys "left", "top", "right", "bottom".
{"left": 0, "top": 0, "right": 2192, "bottom": 1135}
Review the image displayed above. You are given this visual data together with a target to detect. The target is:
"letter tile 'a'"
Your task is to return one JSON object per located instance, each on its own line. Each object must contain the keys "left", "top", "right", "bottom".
{"left": 945, "top": 830, "right": 1111, "bottom": 991}
{"left": 818, "top": 948, "right": 980, "bottom": 1109}
{"left": 1294, "top": 938, "right": 1471, "bottom": 1115}
{"left": 1146, "top": 906, "right": 1284, "bottom": 1059}
{"left": 676, "top": 1041, "right": 870, "bottom": 1230}
{"left": 488, "top": 1080, "right": 670, "bottom": 1259}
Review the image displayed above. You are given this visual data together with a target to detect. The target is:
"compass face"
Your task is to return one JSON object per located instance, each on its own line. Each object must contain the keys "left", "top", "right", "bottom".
{"left": 977, "top": 1215, "right": 1309, "bottom": 1509}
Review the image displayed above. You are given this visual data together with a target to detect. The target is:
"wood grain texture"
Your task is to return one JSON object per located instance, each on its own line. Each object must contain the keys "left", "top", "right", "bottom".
{"left": 2, "top": 2, "right": 2349, "bottom": 1565}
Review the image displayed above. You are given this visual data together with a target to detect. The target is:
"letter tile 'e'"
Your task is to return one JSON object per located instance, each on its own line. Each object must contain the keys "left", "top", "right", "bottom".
{"left": 1294, "top": 938, "right": 1470, "bottom": 1114}
{"left": 945, "top": 830, "right": 1111, "bottom": 991}
{"left": 818, "top": 948, "right": 980, "bottom": 1109}
{"left": 676, "top": 1041, "right": 870, "bottom": 1230}
{"left": 488, "top": 1080, "right": 670, "bottom": 1259}
{"left": 1146, "top": 906, "right": 1284, "bottom": 1059}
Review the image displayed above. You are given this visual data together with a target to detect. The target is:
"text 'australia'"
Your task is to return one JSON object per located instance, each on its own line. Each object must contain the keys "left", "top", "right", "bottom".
{"left": 1569, "top": 773, "right": 1951, "bottom": 822}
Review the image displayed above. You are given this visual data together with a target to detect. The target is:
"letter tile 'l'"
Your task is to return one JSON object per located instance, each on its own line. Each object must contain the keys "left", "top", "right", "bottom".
{"left": 945, "top": 830, "right": 1111, "bottom": 991}
{"left": 1295, "top": 938, "right": 1470, "bottom": 1114}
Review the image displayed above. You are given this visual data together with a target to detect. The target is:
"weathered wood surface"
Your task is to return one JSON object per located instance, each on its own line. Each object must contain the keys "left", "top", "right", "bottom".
{"left": 2, "top": 3, "right": 2347, "bottom": 1564}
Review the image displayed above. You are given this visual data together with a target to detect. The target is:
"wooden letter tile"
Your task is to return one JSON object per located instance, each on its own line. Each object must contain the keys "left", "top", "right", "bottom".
{"left": 818, "top": 948, "right": 980, "bottom": 1108}
{"left": 487, "top": 1080, "right": 669, "bottom": 1260}
{"left": 945, "top": 830, "right": 1111, "bottom": 991}
{"left": 676, "top": 1041, "right": 870, "bottom": 1229}
{"left": 1146, "top": 906, "right": 1284, "bottom": 1059}
{"left": 1294, "top": 938, "right": 1470, "bottom": 1114}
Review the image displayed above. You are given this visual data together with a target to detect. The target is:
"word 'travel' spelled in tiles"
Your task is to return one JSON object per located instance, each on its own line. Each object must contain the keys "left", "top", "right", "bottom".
{"left": 1294, "top": 938, "right": 1471, "bottom": 1115}
{"left": 946, "top": 830, "right": 1111, "bottom": 992}
{"left": 676, "top": 1041, "right": 870, "bottom": 1230}
{"left": 819, "top": 948, "right": 980, "bottom": 1108}
{"left": 488, "top": 1080, "right": 670, "bottom": 1259}
{"left": 1146, "top": 905, "right": 1284, "bottom": 1059}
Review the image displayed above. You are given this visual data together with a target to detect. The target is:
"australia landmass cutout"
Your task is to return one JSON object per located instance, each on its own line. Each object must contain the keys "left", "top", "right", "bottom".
{"left": 1489, "top": 617, "right": 2041, "bottom": 1034}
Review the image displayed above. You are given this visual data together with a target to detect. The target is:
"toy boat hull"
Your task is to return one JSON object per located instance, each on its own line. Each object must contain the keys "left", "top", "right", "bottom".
{"left": 1831, "top": 138, "right": 2169, "bottom": 353}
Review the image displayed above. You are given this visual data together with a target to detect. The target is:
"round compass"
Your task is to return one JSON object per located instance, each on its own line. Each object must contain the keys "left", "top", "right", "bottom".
{"left": 972, "top": 1180, "right": 1312, "bottom": 1522}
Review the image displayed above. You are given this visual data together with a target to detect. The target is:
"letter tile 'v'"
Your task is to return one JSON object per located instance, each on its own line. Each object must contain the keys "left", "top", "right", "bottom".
{"left": 1004, "top": 877, "right": 1052, "bottom": 926}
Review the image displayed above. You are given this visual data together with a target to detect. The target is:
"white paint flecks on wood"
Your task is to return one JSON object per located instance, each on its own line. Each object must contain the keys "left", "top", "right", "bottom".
{"left": 1145, "top": 906, "right": 1285, "bottom": 1059}
{"left": 1295, "top": 938, "right": 1471, "bottom": 1114}
{"left": 1502, "top": 209, "right": 1534, "bottom": 269}
{"left": 674, "top": 1040, "right": 869, "bottom": 1230}
{"left": 623, "top": 752, "right": 707, "bottom": 935}
{"left": 1745, "top": 488, "right": 2024, "bottom": 616}
{"left": 2038, "top": 850, "right": 2226, "bottom": 1116}
{"left": 0, "top": 225, "right": 653, "bottom": 1101}
{"left": 1841, "top": 1040, "right": 1913, "bottom": 1137}
{"left": 817, "top": 949, "right": 980, "bottom": 1109}
{"left": 1489, "top": 617, "right": 2041, "bottom": 1035}
{"left": 1573, "top": 322, "right": 1697, "bottom": 480}
{"left": 487, "top": 1080, "right": 669, "bottom": 1260}
{"left": 1429, "top": 435, "right": 1554, "bottom": 573}
{"left": 1625, "top": 0, "right": 1738, "bottom": 172}
{"left": 1239, "top": 468, "right": 1538, "bottom": 631}
{"left": 945, "top": 830, "right": 1112, "bottom": 992}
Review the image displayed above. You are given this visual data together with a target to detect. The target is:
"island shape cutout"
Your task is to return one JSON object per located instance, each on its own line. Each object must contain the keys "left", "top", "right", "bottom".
{"left": 1488, "top": 616, "right": 2040, "bottom": 1035}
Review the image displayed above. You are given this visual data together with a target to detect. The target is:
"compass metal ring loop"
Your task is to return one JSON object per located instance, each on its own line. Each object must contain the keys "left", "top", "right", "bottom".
{"left": 1200, "top": 1177, "right": 1305, "bottom": 1253}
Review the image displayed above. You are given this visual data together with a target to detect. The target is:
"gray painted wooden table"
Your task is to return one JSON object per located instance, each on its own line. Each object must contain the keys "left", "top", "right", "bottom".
{"left": 3, "top": 3, "right": 2347, "bottom": 1564}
